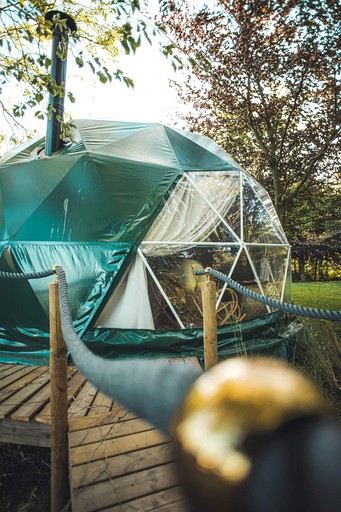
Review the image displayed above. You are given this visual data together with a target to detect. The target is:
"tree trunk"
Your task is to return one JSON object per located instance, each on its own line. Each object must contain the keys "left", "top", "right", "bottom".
{"left": 299, "top": 256, "right": 306, "bottom": 282}
{"left": 271, "top": 161, "right": 284, "bottom": 222}
{"left": 314, "top": 258, "right": 318, "bottom": 281}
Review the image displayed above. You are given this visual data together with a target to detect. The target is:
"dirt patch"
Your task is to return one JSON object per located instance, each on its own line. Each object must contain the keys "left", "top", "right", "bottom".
{"left": 0, "top": 443, "right": 50, "bottom": 512}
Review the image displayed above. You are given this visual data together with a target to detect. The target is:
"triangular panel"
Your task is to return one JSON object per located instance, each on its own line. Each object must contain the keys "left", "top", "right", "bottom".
{"left": 242, "top": 176, "right": 286, "bottom": 244}
{"left": 230, "top": 250, "right": 268, "bottom": 319}
{"left": 247, "top": 245, "right": 289, "bottom": 301}
{"left": 144, "top": 173, "right": 240, "bottom": 246}
{"left": 141, "top": 244, "right": 238, "bottom": 328}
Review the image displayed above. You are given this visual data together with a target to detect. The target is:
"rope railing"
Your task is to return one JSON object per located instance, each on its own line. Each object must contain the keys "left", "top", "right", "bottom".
{"left": 197, "top": 267, "right": 341, "bottom": 322}
{"left": 0, "top": 266, "right": 200, "bottom": 434}
{"left": 0, "top": 264, "right": 340, "bottom": 512}
{"left": 1, "top": 264, "right": 339, "bottom": 322}
{"left": 0, "top": 265, "right": 200, "bottom": 433}
{"left": 54, "top": 265, "right": 200, "bottom": 433}
{"left": 0, "top": 269, "right": 55, "bottom": 280}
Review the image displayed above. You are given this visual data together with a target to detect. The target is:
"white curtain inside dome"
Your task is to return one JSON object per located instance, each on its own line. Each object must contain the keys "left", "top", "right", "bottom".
{"left": 95, "top": 253, "right": 155, "bottom": 329}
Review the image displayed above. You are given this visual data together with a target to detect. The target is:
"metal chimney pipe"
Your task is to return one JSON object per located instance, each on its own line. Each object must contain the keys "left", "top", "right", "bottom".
{"left": 45, "top": 11, "right": 77, "bottom": 156}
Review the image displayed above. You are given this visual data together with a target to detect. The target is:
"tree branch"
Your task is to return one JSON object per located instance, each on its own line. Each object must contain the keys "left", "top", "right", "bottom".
{"left": 254, "top": 77, "right": 276, "bottom": 157}
{"left": 278, "top": 60, "right": 311, "bottom": 166}
{"left": 246, "top": 78, "right": 270, "bottom": 157}
{"left": 283, "top": 129, "right": 340, "bottom": 205}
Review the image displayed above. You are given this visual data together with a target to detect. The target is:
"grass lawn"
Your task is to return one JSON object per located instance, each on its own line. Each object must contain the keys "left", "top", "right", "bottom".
{"left": 290, "top": 281, "right": 340, "bottom": 422}
{"left": 292, "top": 281, "right": 341, "bottom": 311}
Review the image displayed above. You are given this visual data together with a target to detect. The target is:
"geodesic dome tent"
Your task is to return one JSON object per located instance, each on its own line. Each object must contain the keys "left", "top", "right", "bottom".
{"left": 0, "top": 119, "right": 292, "bottom": 364}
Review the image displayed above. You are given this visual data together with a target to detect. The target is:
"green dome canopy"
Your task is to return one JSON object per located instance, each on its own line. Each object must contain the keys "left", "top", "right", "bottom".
{"left": 0, "top": 120, "right": 291, "bottom": 364}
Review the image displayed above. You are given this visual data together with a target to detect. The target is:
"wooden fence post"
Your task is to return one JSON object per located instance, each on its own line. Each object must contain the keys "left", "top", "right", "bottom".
{"left": 49, "top": 278, "right": 70, "bottom": 512}
{"left": 201, "top": 274, "right": 218, "bottom": 370}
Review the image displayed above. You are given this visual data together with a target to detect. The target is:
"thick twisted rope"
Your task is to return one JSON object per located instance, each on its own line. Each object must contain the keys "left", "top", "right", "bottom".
{"left": 0, "top": 265, "right": 201, "bottom": 431}
{"left": 54, "top": 265, "right": 201, "bottom": 433}
{"left": 197, "top": 268, "right": 341, "bottom": 322}
{"left": 0, "top": 269, "right": 54, "bottom": 280}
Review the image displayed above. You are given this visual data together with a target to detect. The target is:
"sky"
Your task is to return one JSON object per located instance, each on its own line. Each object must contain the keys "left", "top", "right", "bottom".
{"left": 70, "top": 0, "right": 208, "bottom": 126}
{"left": 1, "top": 0, "right": 198, "bottom": 153}
{"left": 65, "top": 38, "right": 186, "bottom": 126}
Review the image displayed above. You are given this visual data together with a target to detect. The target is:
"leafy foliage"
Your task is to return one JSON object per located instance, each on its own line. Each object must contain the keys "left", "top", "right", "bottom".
{"left": 0, "top": 1, "right": 165, "bottom": 145}
{"left": 159, "top": 0, "right": 340, "bottom": 234}
{"left": 291, "top": 230, "right": 341, "bottom": 281}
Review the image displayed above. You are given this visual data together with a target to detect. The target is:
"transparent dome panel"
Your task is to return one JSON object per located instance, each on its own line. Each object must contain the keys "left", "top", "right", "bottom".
{"left": 186, "top": 171, "right": 240, "bottom": 198}
{"left": 187, "top": 171, "right": 241, "bottom": 239}
{"left": 144, "top": 173, "right": 240, "bottom": 246}
{"left": 242, "top": 176, "right": 286, "bottom": 244}
{"left": 146, "top": 272, "right": 182, "bottom": 330}
{"left": 216, "top": 277, "right": 248, "bottom": 325}
{"left": 283, "top": 258, "right": 292, "bottom": 302}
{"left": 223, "top": 192, "right": 241, "bottom": 239}
{"left": 247, "top": 175, "right": 287, "bottom": 240}
{"left": 247, "top": 245, "right": 290, "bottom": 301}
{"left": 230, "top": 250, "right": 268, "bottom": 320}
{"left": 141, "top": 244, "right": 239, "bottom": 328}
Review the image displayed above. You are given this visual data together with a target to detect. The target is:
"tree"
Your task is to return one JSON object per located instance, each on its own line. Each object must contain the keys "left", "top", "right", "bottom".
{"left": 0, "top": 0, "right": 169, "bottom": 145}
{"left": 288, "top": 174, "right": 340, "bottom": 280}
{"left": 159, "top": 0, "right": 340, "bottom": 227}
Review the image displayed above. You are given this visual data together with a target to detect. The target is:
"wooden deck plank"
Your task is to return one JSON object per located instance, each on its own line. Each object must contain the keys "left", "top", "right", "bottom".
{"left": 170, "top": 357, "right": 202, "bottom": 370}
{"left": 71, "top": 442, "right": 175, "bottom": 488}
{"left": 66, "top": 371, "right": 89, "bottom": 406}
{"left": 0, "top": 365, "right": 38, "bottom": 392}
{"left": 101, "top": 487, "right": 189, "bottom": 512}
{"left": 36, "top": 368, "right": 86, "bottom": 423}
{"left": 69, "top": 417, "right": 155, "bottom": 448}
{"left": 0, "top": 364, "right": 23, "bottom": 380}
{"left": 0, "top": 368, "right": 49, "bottom": 418}
{"left": 11, "top": 366, "right": 78, "bottom": 421}
{"left": 70, "top": 429, "right": 168, "bottom": 466}
{"left": 72, "top": 461, "right": 180, "bottom": 512}
{"left": 68, "top": 380, "right": 98, "bottom": 418}
{"left": 0, "top": 418, "right": 51, "bottom": 447}
{"left": 68, "top": 408, "right": 135, "bottom": 433}
{"left": 87, "top": 391, "right": 114, "bottom": 416}
{"left": 0, "top": 358, "right": 198, "bottom": 511}
{"left": 10, "top": 380, "right": 51, "bottom": 421}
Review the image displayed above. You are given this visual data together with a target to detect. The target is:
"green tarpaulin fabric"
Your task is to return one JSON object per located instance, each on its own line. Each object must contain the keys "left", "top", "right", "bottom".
{"left": 83, "top": 311, "right": 296, "bottom": 362}
{"left": 0, "top": 120, "right": 292, "bottom": 364}
{"left": 0, "top": 311, "right": 299, "bottom": 366}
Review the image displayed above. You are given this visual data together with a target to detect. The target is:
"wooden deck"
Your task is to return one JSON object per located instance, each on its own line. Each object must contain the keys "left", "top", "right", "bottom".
{"left": 69, "top": 410, "right": 188, "bottom": 511}
{"left": 0, "top": 358, "right": 200, "bottom": 511}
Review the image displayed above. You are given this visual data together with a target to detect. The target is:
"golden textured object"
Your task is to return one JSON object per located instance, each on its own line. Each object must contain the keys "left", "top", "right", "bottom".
{"left": 172, "top": 357, "right": 325, "bottom": 512}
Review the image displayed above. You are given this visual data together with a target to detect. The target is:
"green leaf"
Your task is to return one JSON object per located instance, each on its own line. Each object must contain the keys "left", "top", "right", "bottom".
{"left": 121, "top": 39, "right": 130, "bottom": 55}
{"left": 97, "top": 71, "right": 108, "bottom": 84}
{"left": 123, "top": 76, "right": 134, "bottom": 88}
{"left": 67, "top": 92, "right": 76, "bottom": 103}
{"left": 88, "top": 61, "right": 95, "bottom": 74}
{"left": 189, "top": 57, "right": 198, "bottom": 69}
{"left": 34, "top": 110, "right": 45, "bottom": 120}
{"left": 75, "top": 55, "right": 84, "bottom": 68}
{"left": 35, "top": 92, "right": 44, "bottom": 103}
{"left": 13, "top": 104, "right": 26, "bottom": 117}
{"left": 103, "top": 67, "right": 112, "bottom": 83}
